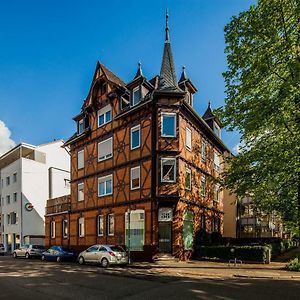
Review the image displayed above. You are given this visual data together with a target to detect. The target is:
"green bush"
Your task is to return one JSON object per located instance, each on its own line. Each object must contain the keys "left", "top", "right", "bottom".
{"left": 195, "top": 245, "right": 271, "bottom": 263}
{"left": 286, "top": 258, "right": 300, "bottom": 272}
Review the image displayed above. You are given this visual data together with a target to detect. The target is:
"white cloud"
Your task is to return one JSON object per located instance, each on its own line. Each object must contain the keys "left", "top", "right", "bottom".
{"left": 0, "top": 120, "right": 16, "bottom": 156}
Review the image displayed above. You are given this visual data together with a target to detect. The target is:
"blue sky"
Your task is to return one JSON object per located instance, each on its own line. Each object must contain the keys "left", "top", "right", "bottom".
{"left": 0, "top": 0, "right": 256, "bottom": 153}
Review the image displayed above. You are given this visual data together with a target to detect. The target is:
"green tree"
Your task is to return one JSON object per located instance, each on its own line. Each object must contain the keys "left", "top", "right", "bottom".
{"left": 220, "top": 0, "right": 300, "bottom": 233}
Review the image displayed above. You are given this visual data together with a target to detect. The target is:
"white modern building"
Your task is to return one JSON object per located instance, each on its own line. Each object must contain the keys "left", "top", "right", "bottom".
{"left": 0, "top": 140, "right": 70, "bottom": 252}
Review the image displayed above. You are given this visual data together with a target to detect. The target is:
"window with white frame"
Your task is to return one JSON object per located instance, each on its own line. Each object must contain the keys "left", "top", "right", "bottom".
{"left": 98, "top": 137, "right": 113, "bottom": 161}
{"left": 201, "top": 142, "right": 206, "bottom": 162}
{"left": 10, "top": 212, "right": 18, "bottom": 225}
{"left": 78, "top": 183, "right": 84, "bottom": 201}
{"left": 13, "top": 173, "right": 17, "bottom": 183}
{"left": 131, "top": 125, "right": 140, "bottom": 150}
{"left": 161, "top": 158, "right": 176, "bottom": 182}
{"left": 50, "top": 221, "right": 56, "bottom": 238}
{"left": 107, "top": 214, "right": 114, "bottom": 236}
{"left": 132, "top": 86, "right": 141, "bottom": 106}
{"left": 186, "top": 127, "right": 192, "bottom": 151}
{"left": 78, "top": 217, "right": 85, "bottom": 237}
{"left": 201, "top": 175, "right": 206, "bottom": 196}
{"left": 97, "top": 215, "right": 104, "bottom": 236}
{"left": 214, "top": 184, "right": 220, "bottom": 202}
{"left": 131, "top": 166, "right": 140, "bottom": 190}
{"left": 13, "top": 192, "right": 17, "bottom": 202}
{"left": 125, "top": 210, "right": 145, "bottom": 251}
{"left": 161, "top": 113, "right": 176, "bottom": 137}
{"left": 6, "top": 195, "right": 10, "bottom": 205}
{"left": 78, "top": 119, "right": 84, "bottom": 134}
{"left": 185, "top": 167, "right": 192, "bottom": 190}
{"left": 97, "top": 105, "right": 112, "bottom": 127}
{"left": 78, "top": 150, "right": 84, "bottom": 169}
{"left": 7, "top": 214, "right": 10, "bottom": 225}
{"left": 63, "top": 220, "right": 68, "bottom": 238}
{"left": 214, "top": 123, "right": 221, "bottom": 138}
{"left": 98, "top": 175, "right": 113, "bottom": 197}
{"left": 6, "top": 176, "right": 10, "bottom": 186}
{"left": 214, "top": 152, "right": 220, "bottom": 172}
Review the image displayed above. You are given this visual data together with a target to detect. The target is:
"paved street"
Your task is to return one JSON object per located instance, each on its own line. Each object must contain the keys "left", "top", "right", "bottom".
{"left": 1, "top": 256, "right": 300, "bottom": 299}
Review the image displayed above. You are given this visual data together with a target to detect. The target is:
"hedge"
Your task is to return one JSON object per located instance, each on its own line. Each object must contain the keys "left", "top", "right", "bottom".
{"left": 195, "top": 245, "right": 271, "bottom": 263}
{"left": 286, "top": 258, "right": 300, "bottom": 272}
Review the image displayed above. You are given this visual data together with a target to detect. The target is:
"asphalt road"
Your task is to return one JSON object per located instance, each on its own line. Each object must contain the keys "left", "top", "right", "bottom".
{"left": 0, "top": 256, "right": 300, "bottom": 300}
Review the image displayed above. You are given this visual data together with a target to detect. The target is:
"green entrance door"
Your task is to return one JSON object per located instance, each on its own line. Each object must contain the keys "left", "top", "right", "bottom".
{"left": 158, "top": 222, "right": 172, "bottom": 253}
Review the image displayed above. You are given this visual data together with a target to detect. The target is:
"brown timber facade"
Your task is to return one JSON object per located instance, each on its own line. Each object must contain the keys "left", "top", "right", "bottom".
{"left": 45, "top": 16, "right": 230, "bottom": 260}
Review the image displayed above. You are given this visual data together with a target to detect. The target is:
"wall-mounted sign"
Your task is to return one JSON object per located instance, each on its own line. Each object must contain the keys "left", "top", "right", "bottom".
{"left": 25, "top": 203, "right": 34, "bottom": 212}
{"left": 158, "top": 208, "right": 173, "bottom": 222}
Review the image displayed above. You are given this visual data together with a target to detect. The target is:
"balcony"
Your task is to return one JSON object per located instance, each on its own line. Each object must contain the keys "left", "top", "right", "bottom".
{"left": 45, "top": 195, "right": 71, "bottom": 215}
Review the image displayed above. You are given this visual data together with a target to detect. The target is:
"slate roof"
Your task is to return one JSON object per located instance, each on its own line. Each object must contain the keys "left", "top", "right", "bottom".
{"left": 202, "top": 102, "right": 215, "bottom": 120}
{"left": 158, "top": 14, "right": 182, "bottom": 92}
{"left": 100, "top": 63, "right": 126, "bottom": 87}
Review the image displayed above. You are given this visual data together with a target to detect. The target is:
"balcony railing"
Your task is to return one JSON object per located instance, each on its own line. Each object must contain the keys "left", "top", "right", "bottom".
{"left": 45, "top": 195, "right": 71, "bottom": 215}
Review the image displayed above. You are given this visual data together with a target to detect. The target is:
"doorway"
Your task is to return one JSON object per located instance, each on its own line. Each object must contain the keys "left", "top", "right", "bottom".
{"left": 158, "top": 222, "right": 172, "bottom": 253}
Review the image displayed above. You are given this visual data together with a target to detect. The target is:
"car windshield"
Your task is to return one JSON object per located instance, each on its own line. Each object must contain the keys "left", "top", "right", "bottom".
{"left": 32, "top": 245, "right": 44, "bottom": 249}
{"left": 60, "top": 247, "right": 71, "bottom": 252}
{"left": 110, "top": 246, "right": 125, "bottom": 252}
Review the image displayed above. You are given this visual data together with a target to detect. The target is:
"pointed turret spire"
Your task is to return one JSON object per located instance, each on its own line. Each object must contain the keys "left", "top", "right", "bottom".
{"left": 134, "top": 61, "right": 143, "bottom": 79}
{"left": 179, "top": 66, "right": 188, "bottom": 83}
{"left": 158, "top": 11, "right": 179, "bottom": 91}
{"left": 165, "top": 9, "right": 170, "bottom": 42}
{"left": 203, "top": 101, "right": 214, "bottom": 120}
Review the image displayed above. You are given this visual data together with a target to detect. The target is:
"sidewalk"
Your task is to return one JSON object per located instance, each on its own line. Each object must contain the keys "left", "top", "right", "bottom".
{"left": 127, "top": 260, "right": 300, "bottom": 280}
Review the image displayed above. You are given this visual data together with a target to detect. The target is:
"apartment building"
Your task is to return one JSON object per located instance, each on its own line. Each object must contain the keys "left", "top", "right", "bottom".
{"left": 45, "top": 15, "right": 231, "bottom": 260}
{"left": 0, "top": 140, "right": 70, "bottom": 252}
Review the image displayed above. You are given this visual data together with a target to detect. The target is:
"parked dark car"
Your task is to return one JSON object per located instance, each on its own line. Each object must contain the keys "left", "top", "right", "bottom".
{"left": 41, "top": 246, "right": 77, "bottom": 262}
{"left": 13, "top": 244, "right": 45, "bottom": 259}
{"left": 0, "top": 243, "right": 5, "bottom": 256}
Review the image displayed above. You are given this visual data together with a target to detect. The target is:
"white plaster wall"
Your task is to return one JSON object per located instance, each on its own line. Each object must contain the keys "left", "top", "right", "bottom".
{"left": 0, "top": 160, "right": 22, "bottom": 236}
{"left": 37, "top": 140, "right": 70, "bottom": 199}
{"left": 21, "top": 157, "right": 47, "bottom": 237}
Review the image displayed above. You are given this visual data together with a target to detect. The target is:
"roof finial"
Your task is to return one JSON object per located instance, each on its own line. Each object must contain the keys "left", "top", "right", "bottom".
{"left": 208, "top": 101, "right": 211, "bottom": 108}
{"left": 165, "top": 9, "right": 170, "bottom": 42}
{"left": 134, "top": 61, "right": 143, "bottom": 79}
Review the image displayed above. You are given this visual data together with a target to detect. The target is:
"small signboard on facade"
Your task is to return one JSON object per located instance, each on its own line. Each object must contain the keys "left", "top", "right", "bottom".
{"left": 158, "top": 208, "right": 173, "bottom": 222}
{"left": 25, "top": 203, "right": 34, "bottom": 212}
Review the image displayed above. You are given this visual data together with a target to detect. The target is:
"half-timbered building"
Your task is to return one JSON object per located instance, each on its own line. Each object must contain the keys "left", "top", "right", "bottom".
{"left": 45, "top": 15, "right": 231, "bottom": 260}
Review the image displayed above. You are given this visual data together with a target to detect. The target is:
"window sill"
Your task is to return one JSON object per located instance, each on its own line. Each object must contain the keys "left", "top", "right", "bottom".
{"left": 130, "top": 145, "right": 140, "bottom": 150}
{"left": 161, "top": 135, "right": 176, "bottom": 138}
{"left": 130, "top": 186, "right": 140, "bottom": 190}
{"left": 98, "top": 156, "right": 113, "bottom": 163}
{"left": 98, "top": 193, "right": 113, "bottom": 198}
{"left": 98, "top": 121, "right": 112, "bottom": 129}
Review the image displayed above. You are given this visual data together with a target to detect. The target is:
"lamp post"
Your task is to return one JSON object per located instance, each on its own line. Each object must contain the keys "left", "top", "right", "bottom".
{"left": 127, "top": 208, "right": 131, "bottom": 264}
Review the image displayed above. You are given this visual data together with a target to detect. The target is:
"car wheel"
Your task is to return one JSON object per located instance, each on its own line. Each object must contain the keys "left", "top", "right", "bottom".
{"left": 56, "top": 256, "right": 61, "bottom": 263}
{"left": 41, "top": 255, "right": 45, "bottom": 261}
{"left": 25, "top": 253, "right": 30, "bottom": 259}
{"left": 13, "top": 252, "right": 17, "bottom": 259}
{"left": 101, "top": 258, "right": 109, "bottom": 268}
{"left": 78, "top": 256, "right": 85, "bottom": 265}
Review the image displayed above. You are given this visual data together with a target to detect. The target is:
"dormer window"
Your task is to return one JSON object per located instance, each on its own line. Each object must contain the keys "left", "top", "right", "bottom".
{"left": 214, "top": 123, "right": 221, "bottom": 138}
{"left": 98, "top": 105, "right": 112, "bottom": 127}
{"left": 132, "top": 86, "right": 141, "bottom": 106}
{"left": 78, "top": 119, "right": 84, "bottom": 134}
{"left": 186, "top": 93, "right": 193, "bottom": 106}
{"left": 120, "top": 96, "right": 130, "bottom": 111}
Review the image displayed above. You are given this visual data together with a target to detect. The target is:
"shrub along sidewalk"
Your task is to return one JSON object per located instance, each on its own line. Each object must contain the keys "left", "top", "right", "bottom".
{"left": 195, "top": 245, "right": 271, "bottom": 264}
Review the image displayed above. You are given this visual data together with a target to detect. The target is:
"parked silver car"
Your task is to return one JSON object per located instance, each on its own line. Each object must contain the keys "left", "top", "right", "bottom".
{"left": 0, "top": 243, "right": 5, "bottom": 256}
{"left": 78, "top": 245, "right": 128, "bottom": 267}
{"left": 13, "top": 244, "right": 45, "bottom": 259}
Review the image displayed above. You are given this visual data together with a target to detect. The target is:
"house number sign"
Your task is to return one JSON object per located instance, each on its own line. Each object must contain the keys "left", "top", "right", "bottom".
{"left": 158, "top": 208, "right": 173, "bottom": 222}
